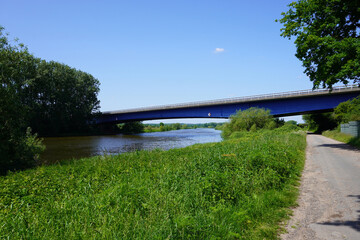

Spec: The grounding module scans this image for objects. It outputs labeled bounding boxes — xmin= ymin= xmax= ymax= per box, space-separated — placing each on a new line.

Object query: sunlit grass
xmin=322 ymin=130 xmax=360 ymax=149
xmin=0 ymin=131 xmax=306 ymax=239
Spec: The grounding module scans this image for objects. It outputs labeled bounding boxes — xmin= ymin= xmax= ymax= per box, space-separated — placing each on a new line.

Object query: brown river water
xmin=41 ymin=128 xmax=222 ymax=164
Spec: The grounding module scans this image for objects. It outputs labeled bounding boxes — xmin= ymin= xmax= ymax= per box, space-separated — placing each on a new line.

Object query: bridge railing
xmin=103 ymin=85 xmax=359 ymax=114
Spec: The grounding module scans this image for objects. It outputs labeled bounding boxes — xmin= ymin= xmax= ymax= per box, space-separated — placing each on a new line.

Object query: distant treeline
xmin=1 ymin=26 xmax=100 ymax=174
xmin=117 ymin=122 xmax=225 ymax=134
xmin=144 ymin=122 xmax=225 ymax=132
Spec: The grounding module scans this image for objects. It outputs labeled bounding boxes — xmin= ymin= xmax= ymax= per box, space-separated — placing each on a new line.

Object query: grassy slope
xmin=322 ymin=130 xmax=360 ymax=149
xmin=0 ymin=131 xmax=306 ymax=239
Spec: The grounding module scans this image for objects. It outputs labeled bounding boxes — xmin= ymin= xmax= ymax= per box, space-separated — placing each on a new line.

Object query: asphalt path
xmin=281 ymin=134 xmax=360 ymax=240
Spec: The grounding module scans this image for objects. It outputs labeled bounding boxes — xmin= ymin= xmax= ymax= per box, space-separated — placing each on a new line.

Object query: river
xmin=41 ymin=128 xmax=222 ymax=164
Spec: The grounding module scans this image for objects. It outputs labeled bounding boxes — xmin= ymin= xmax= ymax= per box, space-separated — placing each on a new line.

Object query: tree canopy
xmin=333 ymin=96 xmax=360 ymax=123
xmin=302 ymin=112 xmax=337 ymax=132
xmin=0 ymin=27 xmax=100 ymax=136
xmin=1 ymin=27 xmax=44 ymax=174
xmin=0 ymin=26 xmax=100 ymax=173
xmin=278 ymin=0 xmax=360 ymax=89
xmin=118 ymin=122 xmax=145 ymax=134
xmin=26 ymin=60 xmax=100 ymax=135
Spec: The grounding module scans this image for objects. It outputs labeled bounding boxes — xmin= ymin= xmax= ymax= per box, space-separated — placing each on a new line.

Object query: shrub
xmin=275 ymin=123 xmax=302 ymax=133
xmin=222 ymin=108 xmax=275 ymax=139
xmin=334 ymin=97 xmax=360 ymax=123
xmin=118 ymin=121 xmax=145 ymax=134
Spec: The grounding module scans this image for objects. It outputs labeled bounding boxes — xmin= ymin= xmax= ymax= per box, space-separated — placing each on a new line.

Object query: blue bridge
xmin=97 ymin=85 xmax=360 ymax=124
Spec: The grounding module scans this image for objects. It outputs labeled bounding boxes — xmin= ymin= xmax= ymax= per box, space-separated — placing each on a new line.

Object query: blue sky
xmin=1 ymin=0 xmax=316 ymax=123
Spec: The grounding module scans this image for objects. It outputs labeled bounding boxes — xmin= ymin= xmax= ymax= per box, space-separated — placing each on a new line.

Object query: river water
xmin=41 ymin=128 xmax=222 ymax=163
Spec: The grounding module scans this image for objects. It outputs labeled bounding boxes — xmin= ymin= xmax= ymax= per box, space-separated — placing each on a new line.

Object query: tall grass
xmin=322 ymin=130 xmax=360 ymax=149
xmin=0 ymin=131 xmax=306 ymax=239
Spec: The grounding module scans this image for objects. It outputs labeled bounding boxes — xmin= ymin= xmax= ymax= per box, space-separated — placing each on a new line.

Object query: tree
xmin=0 ymin=27 xmax=100 ymax=136
xmin=159 ymin=122 xmax=165 ymax=131
xmin=221 ymin=108 xmax=276 ymax=138
xmin=333 ymin=96 xmax=360 ymax=123
xmin=172 ymin=123 xmax=181 ymax=130
xmin=278 ymin=0 xmax=360 ymax=89
xmin=285 ymin=120 xmax=298 ymax=125
xmin=119 ymin=121 xmax=145 ymax=134
xmin=21 ymin=59 xmax=100 ymax=135
xmin=302 ymin=113 xmax=337 ymax=132
xmin=0 ymin=26 xmax=44 ymax=174
xmin=1 ymin=26 xmax=101 ymax=173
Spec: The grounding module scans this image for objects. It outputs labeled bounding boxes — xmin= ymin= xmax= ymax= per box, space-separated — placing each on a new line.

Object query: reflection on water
xmin=41 ymin=128 xmax=222 ymax=163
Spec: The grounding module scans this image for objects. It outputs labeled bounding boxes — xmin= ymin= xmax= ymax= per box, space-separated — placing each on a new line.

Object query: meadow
xmin=0 ymin=129 xmax=306 ymax=239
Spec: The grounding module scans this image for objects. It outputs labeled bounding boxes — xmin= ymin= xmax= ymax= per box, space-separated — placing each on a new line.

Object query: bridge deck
xmin=103 ymin=85 xmax=360 ymax=115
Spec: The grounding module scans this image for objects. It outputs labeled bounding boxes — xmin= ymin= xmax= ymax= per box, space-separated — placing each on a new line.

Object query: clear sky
xmin=1 ymin=0 xmax=319 ymax=123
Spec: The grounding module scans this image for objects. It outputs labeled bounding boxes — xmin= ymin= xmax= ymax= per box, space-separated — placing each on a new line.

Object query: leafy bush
xmin=285 ymin=120 xmax=297 ymax=126
xmin=274 ymin=123 xmax=302 ymax=133
xmin=0 ymin=127 xmax=45 ymax=175
xmin=118 ymin=121 xmax=145 ymax=134
xmin=222 ymin=108 xmax=276 ymax=139
xmin=334 ymin=97 xmax=360 ymax=123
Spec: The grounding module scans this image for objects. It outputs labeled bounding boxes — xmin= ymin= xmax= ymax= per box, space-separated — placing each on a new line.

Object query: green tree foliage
xmin=1 ymin=27 xmax=100 ymax=137
xmin=159 ymin=122 xmax=165 ymax=131
xmin=286 ymin=120 xmax=298 ymax=125
xmin=302 ymin=112 xmax=337 ymax=132
xmin=0 ymin=26 xmax=100 ymax=173
xmin=274 ymin=117 xmax=285 ymax=128
xmin=0 ymin=27 xmax=45 ymax=174
xmin=119 ymin=121 xmax=145 ymax=134
xmin=26 ymin=60 xmax=100 ymax=135
xmin=222 ymin=108 xmax=276 ymax=138
xmin=333 ymin=96 xmax=360 ymax=123
xmin=172 ymin=123 xmax=181 ymax=130
xmin=278 ymin=0 xmax=360 ymax=89
xmin=144 ymin=122 xmax=225 ymax=132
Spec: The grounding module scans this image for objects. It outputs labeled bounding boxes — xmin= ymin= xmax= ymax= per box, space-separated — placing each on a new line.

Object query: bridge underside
xmin=98 ymin=91 xmax=359 ymax=124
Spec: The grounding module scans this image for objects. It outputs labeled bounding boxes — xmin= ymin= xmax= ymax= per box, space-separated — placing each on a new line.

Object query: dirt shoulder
xmin=281 ymin=134 xmax=360 ymax=240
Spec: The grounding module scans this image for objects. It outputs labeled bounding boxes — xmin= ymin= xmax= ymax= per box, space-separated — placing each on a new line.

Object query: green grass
xmin=322 ymin=130 xmax=360 ymax=149
xmin=0 ymin=131 xmax=306 ymax=239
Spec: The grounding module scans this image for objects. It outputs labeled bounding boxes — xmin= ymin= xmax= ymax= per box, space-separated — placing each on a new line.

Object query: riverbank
xmin=0 ymin=130 xmax=306 ymax=239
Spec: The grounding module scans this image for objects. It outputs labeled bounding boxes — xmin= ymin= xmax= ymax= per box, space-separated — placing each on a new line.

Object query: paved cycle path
xmin=282 ymin=134 xmax=360 ymax=240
